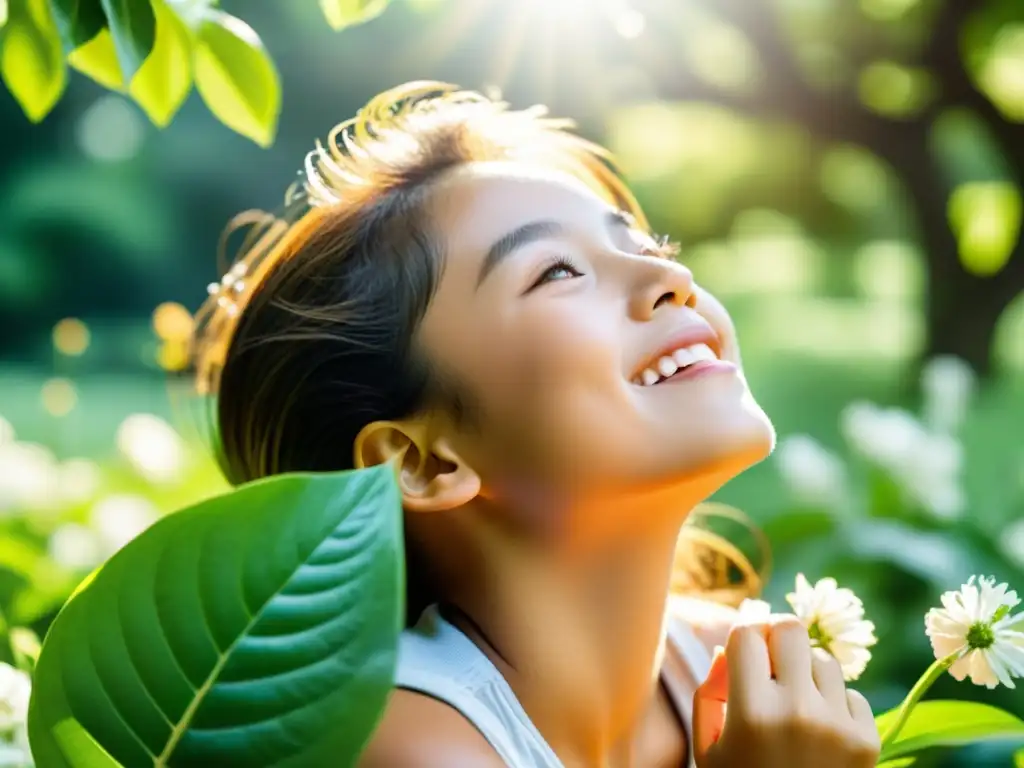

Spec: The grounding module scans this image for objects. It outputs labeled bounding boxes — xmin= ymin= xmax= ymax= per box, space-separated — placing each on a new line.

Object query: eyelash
xmin=528 ymin=256 xmax=583 ymax=291
xmin=644 ymin=233 xmax=681 ymax=260
xmin=526 ymin=234 xmax=681 ymax=292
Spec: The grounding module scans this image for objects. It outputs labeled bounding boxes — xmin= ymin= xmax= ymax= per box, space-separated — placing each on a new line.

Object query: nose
xmin=627 ymin=258 xmax=696 ymax=322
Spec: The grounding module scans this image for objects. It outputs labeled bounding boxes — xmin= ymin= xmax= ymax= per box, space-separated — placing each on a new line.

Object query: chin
xmin=726 ymin=397 xmax=776 ymax=468
xmin=660 ymin=400 xmax=776 ymax=493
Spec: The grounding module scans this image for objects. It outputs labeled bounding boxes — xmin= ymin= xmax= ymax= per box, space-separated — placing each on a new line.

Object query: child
xmin=193 ymin=82 xmax=880 ymax=767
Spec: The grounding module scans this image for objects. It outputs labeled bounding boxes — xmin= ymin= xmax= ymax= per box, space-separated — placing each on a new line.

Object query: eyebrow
xmin=476 ymin=210 xmax=633 ymax=289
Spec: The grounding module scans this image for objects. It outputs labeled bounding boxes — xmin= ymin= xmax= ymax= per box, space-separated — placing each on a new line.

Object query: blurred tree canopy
xmin=635 ymin=0 xmax=1024 ymax=374
xmin=0 ymin=0 xmax=1021 ymax=377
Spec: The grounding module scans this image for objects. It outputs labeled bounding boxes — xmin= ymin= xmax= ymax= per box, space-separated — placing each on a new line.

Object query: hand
xmin=692 ymin=614 xmax=880 ymax=768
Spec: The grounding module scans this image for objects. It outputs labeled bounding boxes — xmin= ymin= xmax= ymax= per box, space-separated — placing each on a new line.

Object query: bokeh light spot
xmin=41 ymin=379 xmax=78 ymax=417
xmin=153 ymin=302 xmax=194 ymax=342
xmin=53 ymin=318 xmax=91 ymax=356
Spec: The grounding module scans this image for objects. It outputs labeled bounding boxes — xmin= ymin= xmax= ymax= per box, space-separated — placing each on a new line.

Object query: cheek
xmin=466 ymin=298 xmax=621 ymax=406
xmin=456 ymin=303 xmax=631 ymax=468
xmin=695 ymin=287 xmax=741 ymax=365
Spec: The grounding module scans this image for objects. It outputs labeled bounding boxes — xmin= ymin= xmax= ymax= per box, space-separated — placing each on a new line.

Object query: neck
xmin=441 ymin=481 xmax=713 ymax=768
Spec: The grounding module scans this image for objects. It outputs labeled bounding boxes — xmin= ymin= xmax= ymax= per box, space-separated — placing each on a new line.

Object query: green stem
xmin=879 ymin=650 xmax=961 ymax=749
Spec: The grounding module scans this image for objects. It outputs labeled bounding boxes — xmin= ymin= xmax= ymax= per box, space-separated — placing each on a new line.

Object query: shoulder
xmin=359 ymin=688 xmax=506 ymax=768
xmin=668 ymin=594 xmax=740 ymax=653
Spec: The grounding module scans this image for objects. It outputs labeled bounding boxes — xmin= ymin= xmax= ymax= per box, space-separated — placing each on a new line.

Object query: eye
xmin=527 ymin=257 xmax=583 ymax=292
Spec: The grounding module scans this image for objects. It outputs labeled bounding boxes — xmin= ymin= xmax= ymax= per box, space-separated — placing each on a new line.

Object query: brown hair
xmin=192 ymin=82 xmax=767 ymax=623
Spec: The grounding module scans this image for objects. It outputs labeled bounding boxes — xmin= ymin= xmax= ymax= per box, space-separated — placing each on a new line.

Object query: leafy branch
xmin=0 ymin=0 xmax=393 ymax=145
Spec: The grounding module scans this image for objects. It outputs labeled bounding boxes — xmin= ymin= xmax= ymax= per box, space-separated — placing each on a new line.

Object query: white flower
xmin=839 ymin=401 xmax=965 ymax=520
xmin=1002 ymin=519 xmax=1024 ymax=570
xmin=0 ymin=742 xmax=32 ymax=768
xmin=90 ymin=495 xmax=159 ymax=555
xmin=116 ymin=414 xmax=186 ymax=485
xmin=920 ymin=355 xmax=975 ymax=434
xmin=57 ymin=459 xmax=101 ymax=505
xmin=0 ymin=720 xmax=32 ymax=767
xmin=775 ymin=435 xmax=847 ymax=508
xmin=925 ymin=575 xmax=1024 ymax=689
xmin=0 ymin=663 xmax=31 ymax=733
xmin=786 ymin=574 xmax=877 ymax=681
xmin=841 ymin=402 xmax=923 ymax=469
xmin=48 ymin=524 xmax=103 ymax=571
xmin=0 ymin=417 xmax=13 ymax=446
xmin=0 ymin=443 xmax=61 ymax=514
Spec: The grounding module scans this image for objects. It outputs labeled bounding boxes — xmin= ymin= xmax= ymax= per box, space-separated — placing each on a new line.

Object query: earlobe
xmin=353 ymin=421 xmax=480 ymax=513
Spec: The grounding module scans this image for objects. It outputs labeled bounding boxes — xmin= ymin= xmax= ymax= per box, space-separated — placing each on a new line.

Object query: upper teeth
xmin=635 ymin=343 xmax=717 ymax=386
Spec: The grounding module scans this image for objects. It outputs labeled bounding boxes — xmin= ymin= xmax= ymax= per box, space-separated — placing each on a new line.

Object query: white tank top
xmin=395 ymin=605 xmax=712 ymax=768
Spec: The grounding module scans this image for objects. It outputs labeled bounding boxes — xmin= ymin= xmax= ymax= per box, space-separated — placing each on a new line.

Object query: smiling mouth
xmin=631 ymin=343 xmax=721 ymax=386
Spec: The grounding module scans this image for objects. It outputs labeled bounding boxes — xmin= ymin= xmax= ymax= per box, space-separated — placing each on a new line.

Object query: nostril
xmin=654 ymin=291 xmax=675 ymax=310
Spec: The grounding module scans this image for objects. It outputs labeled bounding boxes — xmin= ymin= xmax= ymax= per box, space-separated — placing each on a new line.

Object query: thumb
xmin=693 ymin=646 xmax=727 ymax=765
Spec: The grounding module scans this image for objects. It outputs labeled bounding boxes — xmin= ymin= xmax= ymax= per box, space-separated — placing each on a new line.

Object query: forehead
xmin=426 ymin=162 xmax=615 ymax=256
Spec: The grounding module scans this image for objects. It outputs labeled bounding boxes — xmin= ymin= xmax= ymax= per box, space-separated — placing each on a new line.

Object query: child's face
xmin=416 ymin=161 xmax=774 ymax=508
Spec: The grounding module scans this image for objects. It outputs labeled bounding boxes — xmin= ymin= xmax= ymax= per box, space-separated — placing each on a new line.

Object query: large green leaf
xmin=52 ymin=719 xmax=120 ymax=768
xmin=49 ymin=0 xmax=106 ymax=50
xmin=28 ymin=466 xmax=405 ymax=767
xmin=319 ymin=0 xmax=392 ymax=31
xmin=129 ymin=0 xmax=192 ymax=126
xmin=877 ymin=701 xmax=1024 ymax=761
xmin=98 ymin=0 xmax=155 ymax=82
xmin=193 ymin=9 xmax=280 ymax=147
xmin=0 ymin=0 xmax=67 ymax=122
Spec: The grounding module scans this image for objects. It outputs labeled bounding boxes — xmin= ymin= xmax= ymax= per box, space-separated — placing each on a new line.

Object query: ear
xmin=354 ymin=420 xmax=481 ymax=513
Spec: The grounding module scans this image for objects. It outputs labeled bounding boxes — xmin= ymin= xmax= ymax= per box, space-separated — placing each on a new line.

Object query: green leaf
xmin=0 ymin=0 xmax=8 ymax=28
xmin=129 ymin=0 xmax=192 ymax=126
xmin=319 ymin=0 xmax=391 ymax=31
xmin=1015 ymin=746 xmax=1024 ymax=768
xmin=28 ymin=466 xmax=404 ymax=767
xmin=193 ymin=10 xmax=279 ymax=146
xmin=877 ymin=701 xmax=1024 ymax=761
xmin=48 ymin=0 xmax=106 ymax=50
xmin=9 ymin=627 xmax=42 ymax=673
xmin=67 ymin=27 xmax=122 ymax=88
xmin=98 ymin=0 xmax=155 ymax=82
xmin=878 ymin=760 xmax=916 ymax=768
xmin=52 ymin=719 xmax=121 ymax=768
xmin=0 ymin=0 xmax=67 ymax=122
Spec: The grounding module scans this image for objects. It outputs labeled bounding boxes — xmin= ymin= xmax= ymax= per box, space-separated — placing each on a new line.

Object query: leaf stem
xmin=879 ymin=650 xmax=961 ymax=750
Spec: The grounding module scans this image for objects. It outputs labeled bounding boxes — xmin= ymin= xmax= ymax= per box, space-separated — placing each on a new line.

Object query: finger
xmin=693 ymin=647 xmax=727 ymax=763
xmin=810 ymin=647 xmax=847 ymax=708
xmin=845 ymin=689 xmax=877 ymax=733
xmin=725 ymin=623 xmax=772 ymax=713
xmin=767 ymin=617 xmax=813 ymax=689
